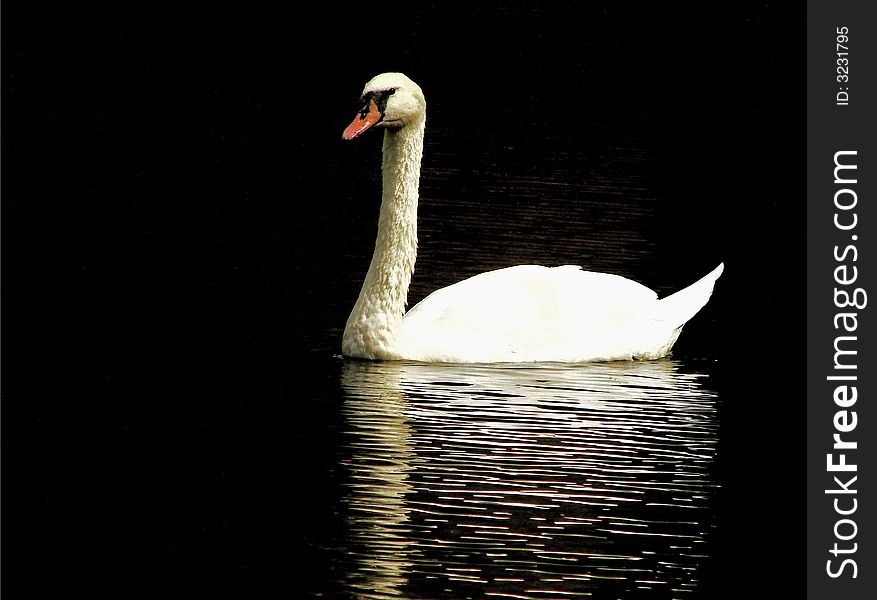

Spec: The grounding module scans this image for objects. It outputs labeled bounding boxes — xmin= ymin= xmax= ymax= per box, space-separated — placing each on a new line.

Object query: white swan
xmin=341 ymin=72 xmax=723 ymax=363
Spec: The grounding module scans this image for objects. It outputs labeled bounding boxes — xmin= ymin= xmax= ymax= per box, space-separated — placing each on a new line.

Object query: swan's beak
xmin=342 ymin=99 xmax=383 ymax=140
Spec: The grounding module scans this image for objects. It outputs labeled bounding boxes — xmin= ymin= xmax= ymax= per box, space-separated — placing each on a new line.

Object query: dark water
xmin=5 ymin=3 xmax=804 ymax=598
xmin=339 ymin=360 xmax=718 ymax=599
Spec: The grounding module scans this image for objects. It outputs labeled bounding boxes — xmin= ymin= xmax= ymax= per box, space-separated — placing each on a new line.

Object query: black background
xmin=3 ymin=2 xmax=804 ymax=598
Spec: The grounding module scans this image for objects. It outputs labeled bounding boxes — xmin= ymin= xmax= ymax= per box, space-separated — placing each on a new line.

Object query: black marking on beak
xmin=359 ymin=87 xmax=396 ymax=116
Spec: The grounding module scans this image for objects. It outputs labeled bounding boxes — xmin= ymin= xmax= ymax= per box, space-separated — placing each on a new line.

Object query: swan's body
xmin=341 ymin=73 xmax=723 ymax=363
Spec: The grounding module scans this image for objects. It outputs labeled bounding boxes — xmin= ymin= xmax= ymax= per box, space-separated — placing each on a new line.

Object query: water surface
xmin=338 ymin=359 xmax=719 ymax=598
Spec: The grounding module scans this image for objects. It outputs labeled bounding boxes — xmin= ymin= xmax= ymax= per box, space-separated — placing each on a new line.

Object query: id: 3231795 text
xmin=836 ymin=26 xmax=850 ymax=106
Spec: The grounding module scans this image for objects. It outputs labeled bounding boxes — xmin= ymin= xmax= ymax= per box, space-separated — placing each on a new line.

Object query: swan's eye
xmin=387 ymin=87 xmax=396 ymax=95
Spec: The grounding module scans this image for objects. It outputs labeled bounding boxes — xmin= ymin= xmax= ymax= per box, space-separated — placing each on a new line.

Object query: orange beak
xmin=342 ymin=99 xmax=383 ymax=140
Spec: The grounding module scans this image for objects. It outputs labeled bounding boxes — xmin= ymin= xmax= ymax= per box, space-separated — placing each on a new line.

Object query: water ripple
xmin=339 ymin=360 xmax=718 ymax=599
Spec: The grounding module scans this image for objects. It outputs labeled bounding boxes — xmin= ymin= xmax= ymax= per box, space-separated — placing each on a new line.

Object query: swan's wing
xmin=398 ymin=265 xmax=658 ymax=362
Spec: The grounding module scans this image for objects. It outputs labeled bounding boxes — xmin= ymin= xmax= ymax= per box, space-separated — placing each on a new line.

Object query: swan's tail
xmin=648 ymin=263 xmax=724 ymax=329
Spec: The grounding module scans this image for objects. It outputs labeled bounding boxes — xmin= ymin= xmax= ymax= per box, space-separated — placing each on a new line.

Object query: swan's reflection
xmin=340 ymin=360 xmax=718 ymax=599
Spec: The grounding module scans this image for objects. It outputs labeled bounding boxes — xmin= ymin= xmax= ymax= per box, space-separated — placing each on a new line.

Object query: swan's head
xmin=342 ymin=72 xmax=425 ymax=140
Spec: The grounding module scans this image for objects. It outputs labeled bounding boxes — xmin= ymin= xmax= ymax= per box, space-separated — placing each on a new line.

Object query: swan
xmin=341 ymin=72 xmax=723 ymax=363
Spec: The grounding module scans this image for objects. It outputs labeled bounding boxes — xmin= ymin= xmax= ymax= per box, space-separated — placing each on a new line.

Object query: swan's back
xmin=396 ymin=264 xmax=723 ymax=363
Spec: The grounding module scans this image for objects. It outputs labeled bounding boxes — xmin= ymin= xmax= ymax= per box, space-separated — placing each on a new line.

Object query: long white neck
xmin=342 ymin=116 xmax=425 ymax=359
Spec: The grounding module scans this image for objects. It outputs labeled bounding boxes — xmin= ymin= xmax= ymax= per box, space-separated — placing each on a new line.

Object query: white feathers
xmin=395 ymin=264 xmax=723 ymax=363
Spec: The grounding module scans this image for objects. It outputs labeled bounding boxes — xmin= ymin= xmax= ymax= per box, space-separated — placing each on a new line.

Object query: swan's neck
xmin=343 ymin=117 xmax=425 ymax=359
